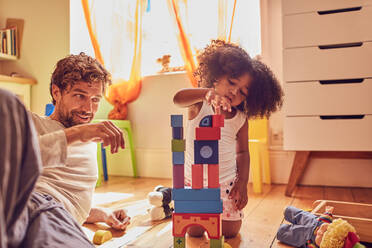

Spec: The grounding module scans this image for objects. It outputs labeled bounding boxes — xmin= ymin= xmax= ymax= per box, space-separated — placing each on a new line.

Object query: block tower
xmin=170 ymin=114 xmax=225 ymax=248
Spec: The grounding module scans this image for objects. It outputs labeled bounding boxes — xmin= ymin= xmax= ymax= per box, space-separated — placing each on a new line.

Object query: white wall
xmin=0 ymin=0 xmax=70 ymax=115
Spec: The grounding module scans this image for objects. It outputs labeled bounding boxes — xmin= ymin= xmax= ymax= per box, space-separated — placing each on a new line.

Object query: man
xmin=0 ymin=53 xmax=130 ymax=248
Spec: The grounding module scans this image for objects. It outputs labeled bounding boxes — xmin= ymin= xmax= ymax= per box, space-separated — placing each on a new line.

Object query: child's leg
xmin=284 ymin=206 xmax=317 ymax=226
xmin=222 ymin=220 xmax=242 ymax=238
xmin=277 ymin=223 xmax=313 ymax=247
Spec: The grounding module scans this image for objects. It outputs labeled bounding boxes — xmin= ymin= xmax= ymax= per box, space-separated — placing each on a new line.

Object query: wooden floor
xmin=83 ymin=176 xmax=372 ymax=248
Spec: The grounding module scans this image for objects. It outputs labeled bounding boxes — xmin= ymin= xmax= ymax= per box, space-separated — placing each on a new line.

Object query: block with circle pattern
xmin=194 ymin=140 xmax=218 ymax=164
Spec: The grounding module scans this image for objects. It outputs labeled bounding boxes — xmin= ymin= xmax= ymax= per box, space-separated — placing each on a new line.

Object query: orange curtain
xmin=81 ymin=0 xmax=144 ymax=120
xmin=167 ymin=0 xmax=237 ymax=87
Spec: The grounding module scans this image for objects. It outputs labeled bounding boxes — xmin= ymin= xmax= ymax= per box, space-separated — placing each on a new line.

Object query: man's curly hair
xmin=50 ymin=52 xmax=111 ymax=104
xmin=193 ymin=39 xmax=283 ymax=118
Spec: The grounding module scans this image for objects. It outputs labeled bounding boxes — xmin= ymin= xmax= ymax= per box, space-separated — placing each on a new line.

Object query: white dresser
xmin=282 ymin=0 xmax=372 ymax=151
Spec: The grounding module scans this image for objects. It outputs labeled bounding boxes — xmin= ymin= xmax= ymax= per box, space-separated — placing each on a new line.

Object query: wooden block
xmin=192 ymin=164 xmax=203 ymax=189
xmin=172 ymin=126 xmax=183 ymax=139
xmin=195 ymin=127 xmax=221 ymax=140
xmin=208 ymin=164 xmax=219 ymax=188
xmin=172 ymin=139 xmax=185 ymax=152
xmin=194 ymin=140 xmax=219 ymax=164
xmin=173 ymin=164 xmax=184 ymax=189
xmin=212 ymin=114 xmax=224 ymax=127
xmin=200 ymin=115 xmax=213 ymax=127
xmin=173 ymin=236 xmax=185 ymax=248
xmin=172 ymin=151 xmax=184 ymax=165
xmin=173 ymin=213 xmax=222 ymax=239
xmin=92 ymin=230 xmax=112 ymax=245
xmin=210 ymin=236 xmax=225 ymax=248
xmin=171 ymin=115 xmax=183 ymax=127
xmin=172 ymin=188 xmax=221 ymax=201
xmin=174 ymin=200 xmax=223 ymax=213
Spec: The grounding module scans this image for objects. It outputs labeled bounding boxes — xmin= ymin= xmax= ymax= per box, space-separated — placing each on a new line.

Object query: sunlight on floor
xmin=92 ymin=192 xmax=134 ymax=205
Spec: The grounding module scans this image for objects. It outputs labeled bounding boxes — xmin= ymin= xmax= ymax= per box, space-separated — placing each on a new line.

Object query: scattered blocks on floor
xmin=92 ymin=230 xmax=112 ymax=245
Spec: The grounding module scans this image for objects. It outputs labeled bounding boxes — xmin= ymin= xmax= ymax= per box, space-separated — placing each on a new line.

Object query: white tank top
xmin=185 ymin=101 xmax=247 ymax=184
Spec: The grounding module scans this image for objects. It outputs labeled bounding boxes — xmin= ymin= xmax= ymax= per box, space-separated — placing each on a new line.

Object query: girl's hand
xmin=205 ymin=89 xmax=232 ymax=113
xmin=229 ymin=179 xmax=248 ymax=210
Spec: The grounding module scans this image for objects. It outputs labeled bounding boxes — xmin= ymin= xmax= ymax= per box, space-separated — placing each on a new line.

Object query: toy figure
xmin=277 ymin=206 xmax=366 ymax=248
xmin=147 ymin=185 xmax=173 ymax=221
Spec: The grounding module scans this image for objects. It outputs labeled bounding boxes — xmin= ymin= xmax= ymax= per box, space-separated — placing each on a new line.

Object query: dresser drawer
xmin=283 ymin=6 xmax=372 ymax=48
xmin=284 ymin=115 xmax=372 ymax=151
xmin=284 ymin=41 xmax=372 ymax=82
xmin=285 ymin=79 xmax=372 ymax=115
xmin=282 ymin=0 xmax=372 ymax=15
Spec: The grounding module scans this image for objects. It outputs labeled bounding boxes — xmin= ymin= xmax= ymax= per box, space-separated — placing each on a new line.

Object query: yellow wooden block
xmin=224 ymin=243 xmax=232 ymax=248
xmin=93 ymin=230 xmax=112 ymax=245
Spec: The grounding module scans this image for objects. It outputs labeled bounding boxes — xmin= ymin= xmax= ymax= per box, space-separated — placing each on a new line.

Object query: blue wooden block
xmin=172 ymin=188 xmax=220 ymax=201
xmin=171 ymin=115 xmax=183 ymax=127
xmin=194 ymin=140 xmax=218 ymax=164
xmin=172 ymin=127 xmax=183 ymax=139
xmin=199 ymin=115 xmax=212 ymax=127
xmin=172 ymin=152 xmax=184 ymax=165
xmin=174 ymin=200 xmax=223 ymax=213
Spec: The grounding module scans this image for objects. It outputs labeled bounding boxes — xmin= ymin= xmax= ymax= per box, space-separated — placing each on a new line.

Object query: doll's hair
xmin=193 ymin=39 xmax=283 ymax=118
xmin=320 ymin=218 xmax=356 ymax=248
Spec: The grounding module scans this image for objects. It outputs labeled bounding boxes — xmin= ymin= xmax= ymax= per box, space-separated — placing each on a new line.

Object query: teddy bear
xmin=147 ymin=185 xmax=174 ymax=221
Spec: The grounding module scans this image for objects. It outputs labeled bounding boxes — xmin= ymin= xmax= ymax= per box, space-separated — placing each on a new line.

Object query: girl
xmin=173 ymin=39 xmax=283 ymax=238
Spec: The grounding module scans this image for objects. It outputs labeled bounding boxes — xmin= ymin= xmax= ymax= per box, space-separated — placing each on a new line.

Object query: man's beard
xmin=60 ymin=110 xmax=93 ymax=128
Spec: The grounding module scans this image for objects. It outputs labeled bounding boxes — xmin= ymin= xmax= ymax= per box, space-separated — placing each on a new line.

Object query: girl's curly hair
xmin=50 ymin=52 xmax=111 ymax=104
xmin=193 ymin=39 xmax=283 ymax=118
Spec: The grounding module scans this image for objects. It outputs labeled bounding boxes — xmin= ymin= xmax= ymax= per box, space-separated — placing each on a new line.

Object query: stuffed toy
xmin=147 ymin=185 xmax=174 ymax=221
xmin=277 ymin=206 xmax=366 ymax=248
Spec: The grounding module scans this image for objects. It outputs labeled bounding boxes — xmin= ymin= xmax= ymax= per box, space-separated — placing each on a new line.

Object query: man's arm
xmin=85 ymin=207 xmax=130 ymax=230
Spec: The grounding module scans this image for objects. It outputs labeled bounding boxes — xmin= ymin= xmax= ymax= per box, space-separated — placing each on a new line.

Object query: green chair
xmin=93 ymin=119 xmax=138 ymax=187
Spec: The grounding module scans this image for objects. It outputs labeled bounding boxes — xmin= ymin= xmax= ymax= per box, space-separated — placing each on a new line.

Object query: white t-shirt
xmin=185 ymin=101 xmax=246 ymax=184
xmin=31 ymin=113 xmax=98 ymax=224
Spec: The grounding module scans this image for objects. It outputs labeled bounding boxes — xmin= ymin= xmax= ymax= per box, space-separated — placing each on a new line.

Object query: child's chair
xmin=248 ymin=118 xmax=271 ymax=193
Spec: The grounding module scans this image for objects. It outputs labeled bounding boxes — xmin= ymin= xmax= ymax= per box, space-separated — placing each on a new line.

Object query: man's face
xmin=52 ymin=81 xmax=103 ymax=127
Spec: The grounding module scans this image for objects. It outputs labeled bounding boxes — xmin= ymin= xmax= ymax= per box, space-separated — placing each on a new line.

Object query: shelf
xmin=0 ymin=74 xmax=36 ymax=85
xmin=0 ymin=53 xmax=17 ymax=61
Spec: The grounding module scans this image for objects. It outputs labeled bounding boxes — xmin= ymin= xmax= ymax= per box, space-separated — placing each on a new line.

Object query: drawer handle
xmin=318 ymin=42 xmax=363 ymax=50
xmin=320 ymin=115 xmax=365 ymax=120
xmin=319 ymin=78 xmax=364 ymax=85
xmin=317 ymin=6 xmax=362 ymax=15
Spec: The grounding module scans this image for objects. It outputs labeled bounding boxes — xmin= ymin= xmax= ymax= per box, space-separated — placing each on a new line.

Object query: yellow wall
xmin=0 ymin=0 xmax=70 ymax=115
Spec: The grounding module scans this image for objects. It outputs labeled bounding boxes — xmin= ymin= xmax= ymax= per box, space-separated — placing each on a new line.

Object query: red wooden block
xmin=195 ymin=127 xmax=221 ymax=140
xmin=212 ymin=114 xmax=224 ymax=127
xmin=173 ymin=213 xmax=222 ymax=239
xmin=173 ymin=164 xmax=184 ymax=189
xmin=208 ymin=164 xmax=219 ymax=188
xmin=192 ymin=164 xmax=203 ymax=189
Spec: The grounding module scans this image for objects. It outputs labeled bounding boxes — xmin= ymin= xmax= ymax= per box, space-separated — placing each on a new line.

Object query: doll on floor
xmin=277 ymin=205 xmax=366 ymax=248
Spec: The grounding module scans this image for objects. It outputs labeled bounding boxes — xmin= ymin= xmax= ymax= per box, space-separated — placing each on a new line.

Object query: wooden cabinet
xmin=282 ymin=0 xmax=372 ymax=151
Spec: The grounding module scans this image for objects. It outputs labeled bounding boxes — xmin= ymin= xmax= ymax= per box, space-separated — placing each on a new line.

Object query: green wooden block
xmin=172 ymin=139 xmax=185 ymax=152
xmin=174 ymin=236 xmax=185 ymax=248
xmin=210 ymin=236 xmax=224 ymax=248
